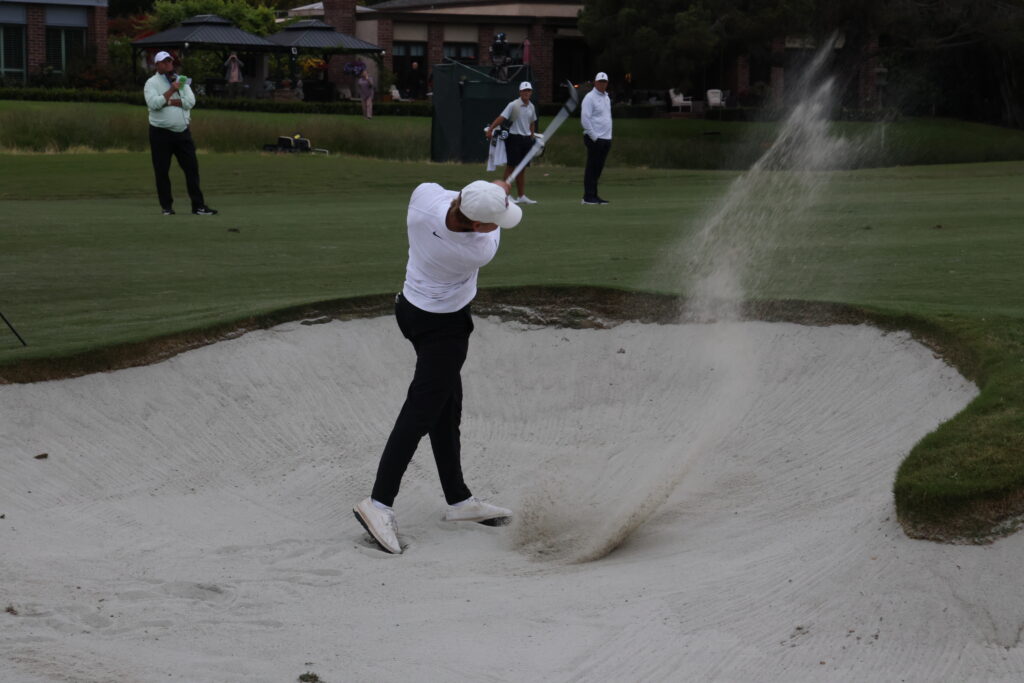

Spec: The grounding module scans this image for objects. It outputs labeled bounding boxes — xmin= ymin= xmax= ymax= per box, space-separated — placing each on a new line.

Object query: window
xmin=45 ymin=27 xmax=86 ymax=73
xmin=443 ymin=42 xmax=477 ymax=65
xmin=1 ymin=25 xmax=25 ymax=81
xmin=392 ymin=41 xmax=427 ymax=98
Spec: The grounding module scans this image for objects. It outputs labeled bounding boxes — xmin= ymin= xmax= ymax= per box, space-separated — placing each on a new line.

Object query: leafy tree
xmin=146 ymin=0 xmax=277 ymax=36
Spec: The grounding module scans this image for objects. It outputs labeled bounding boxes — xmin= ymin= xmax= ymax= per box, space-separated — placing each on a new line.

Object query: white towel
xmin=486 ymin=139 xmax=507 ymax=172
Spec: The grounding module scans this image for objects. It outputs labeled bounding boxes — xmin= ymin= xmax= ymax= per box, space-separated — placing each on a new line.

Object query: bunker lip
xmin=0 ymin=286 xmax=969 ymax=385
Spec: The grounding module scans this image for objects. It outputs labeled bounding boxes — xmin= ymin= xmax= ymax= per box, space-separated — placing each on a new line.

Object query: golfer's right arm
xmin=486 ymin=115 xmax=505 ymax=139
xmin=145 ymin=78 xmax=180 ymax=110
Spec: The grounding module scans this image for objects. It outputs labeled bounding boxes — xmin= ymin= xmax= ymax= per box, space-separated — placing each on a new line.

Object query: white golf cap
xmin=519 ymin=81 xmax=533 ymax=91
xmin=154 ymin=50 xmax=174 ymax=63
xmin=460 ymin=180 xmax=522 ymax=229
xmin=594 ymin=71 xmax=609 ymax=81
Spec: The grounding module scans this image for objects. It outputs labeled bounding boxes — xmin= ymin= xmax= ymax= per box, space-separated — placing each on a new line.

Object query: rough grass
xmin=4 ymin=99 xmax=1024 ymax=168
xmin=0 ymin=151 xmax=1022 ymax=542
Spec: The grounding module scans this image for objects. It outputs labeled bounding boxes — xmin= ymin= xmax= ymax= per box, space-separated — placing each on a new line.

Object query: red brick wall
xmin=377 ymin=18 xmax=394 ymax=72
xmin=427 ymin=23 xmax=443 ymax=70
xmin=26 ymin=5 xmax=46 ymax=75
xmin=322 ymin=0 xmax=356 ymax=36
xmin=477 ymin=24 xmax=493 ymax=71
xmin=88 ymin=6 xmax=108 ymax=66
xmin=527 ymin=23 xmax=554 ymax=103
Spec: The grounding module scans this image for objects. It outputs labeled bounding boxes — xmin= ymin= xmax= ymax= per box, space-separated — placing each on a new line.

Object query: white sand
xmin=2 ymin=316 xmax=1022 ymax=682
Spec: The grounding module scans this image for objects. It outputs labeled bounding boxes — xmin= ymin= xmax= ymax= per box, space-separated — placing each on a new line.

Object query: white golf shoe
xmin=517 ymin=195 xmax=538 ymax=204
xmin=443 ymin=496 xmax=513 ymax=526
xmin=353 ymin=497 xmax=402 ymax=554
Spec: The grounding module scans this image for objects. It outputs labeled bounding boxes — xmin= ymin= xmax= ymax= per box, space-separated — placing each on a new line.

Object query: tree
xmin=578 ymin=0 xmax=811 ymax=91
xmin=146 ymin=0 xmax=277 ymax=36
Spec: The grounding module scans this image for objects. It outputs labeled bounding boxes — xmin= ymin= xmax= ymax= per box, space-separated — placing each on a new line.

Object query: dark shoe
xmin=162 ymin=208 xmax=175 ymax=215
xmin=595 ymin=197 xmax=610 ymax=204
xmin=581 ymin=198 xmax=600 ymax=205
xmin=192 ymin=206 xmax=218 ymax=215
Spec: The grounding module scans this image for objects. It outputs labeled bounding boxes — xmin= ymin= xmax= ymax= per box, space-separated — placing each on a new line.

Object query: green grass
xmin=5 ymin=99 xmax=1024 ymax=168
xmin=1 ymin=143 xmax=1023 ymax=542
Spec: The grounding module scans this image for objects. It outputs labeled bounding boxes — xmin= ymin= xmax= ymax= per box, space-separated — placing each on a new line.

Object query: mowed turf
xmin=1 ymin=151 xmax=1023 ymax=540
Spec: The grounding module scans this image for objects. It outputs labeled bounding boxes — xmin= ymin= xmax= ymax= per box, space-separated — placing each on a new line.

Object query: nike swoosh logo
xmin=432 ymin=231 xmax=442 ymax=239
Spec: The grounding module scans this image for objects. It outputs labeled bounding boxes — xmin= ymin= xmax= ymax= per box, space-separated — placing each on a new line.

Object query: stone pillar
xmin=322 ymin=0 xmax=356 ymax=36
xmin=88 ymin=5 xmax=108 ymax=66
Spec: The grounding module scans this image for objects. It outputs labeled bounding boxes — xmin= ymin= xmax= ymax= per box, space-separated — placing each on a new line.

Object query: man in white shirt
xmin=353 ymin=179 xmax=522 ymax=554
xmin=581 ymin=71 xmax=613 ymax=205
xmin=486 ymin=81 xmax=539 ymax=204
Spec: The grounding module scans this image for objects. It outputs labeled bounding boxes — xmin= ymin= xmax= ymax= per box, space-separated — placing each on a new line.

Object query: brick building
xmin=0 ymin=0 xmax=107 ymax=82
xmin=289 ymin=0 xmax=588 ymax=104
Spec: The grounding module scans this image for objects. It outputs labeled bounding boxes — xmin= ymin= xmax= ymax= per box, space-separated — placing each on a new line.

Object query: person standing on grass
xmin=581 ymin=71 xmax=613 ymax=205
xmin=486 ymin=81 xmax=538 ymax=205
xmin=144 ymin=51 xmax=217 ymax=216
xmin=357 ymin=70 xmax=375 ymax=119
xmin=353 ymin=179 xmax=521 ymax=555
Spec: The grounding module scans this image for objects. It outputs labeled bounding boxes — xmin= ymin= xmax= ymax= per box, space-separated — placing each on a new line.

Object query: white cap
xmin=594 ymin=71 xmax=609 ymax=82
xmin=154 ymin=51 xmax=174 ymax=63
xmin=519 ymin=81 xmax=533 ymax=91
xmin=460 ymin=180 xmax=522 ymax=229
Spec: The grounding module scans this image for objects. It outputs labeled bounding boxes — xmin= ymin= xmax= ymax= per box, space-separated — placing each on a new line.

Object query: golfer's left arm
xmin=178 ymin=84 xmax=196 ymax=111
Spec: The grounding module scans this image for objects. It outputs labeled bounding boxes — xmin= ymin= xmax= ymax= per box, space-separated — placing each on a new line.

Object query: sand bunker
xmin=3 ymin=316 xmax=1022 ymax=682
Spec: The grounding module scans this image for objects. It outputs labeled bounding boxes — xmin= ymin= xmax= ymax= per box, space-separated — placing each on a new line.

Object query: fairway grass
xmin=1 ymin=152 xmax=1022 ymax=542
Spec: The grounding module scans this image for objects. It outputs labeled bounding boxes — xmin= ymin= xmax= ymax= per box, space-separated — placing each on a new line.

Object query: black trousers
xmin=149 ymin=125 xmax=206 ymax=211
xmin=583 ymin=135 xmax=612 ymax=201
xmin=371 ymin=294 xmax=474 ymax=507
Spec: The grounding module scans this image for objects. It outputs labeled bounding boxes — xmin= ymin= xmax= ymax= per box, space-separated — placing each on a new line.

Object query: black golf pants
xmin=371 ymin=294 xmax=474 ymax=507
xmin=149 ymin=125 xmax=206 ymax=211
xmin=583 ymin=135 xmax=612 ymax=201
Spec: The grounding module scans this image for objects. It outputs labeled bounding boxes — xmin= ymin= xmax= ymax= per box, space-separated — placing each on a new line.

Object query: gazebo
xmin=131 ymin=15 xmax=279 ymax=95
xmin=266 ymin=19 xmax=382 ymax=101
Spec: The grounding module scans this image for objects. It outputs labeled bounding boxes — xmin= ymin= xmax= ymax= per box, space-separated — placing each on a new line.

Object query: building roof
xmin=132 ymin=15 xmax=278 ymax=50
xmin=267 ymin=19 xmax=381 ymax=51
xmin=368 ymin=0 xmax=576 ymax=9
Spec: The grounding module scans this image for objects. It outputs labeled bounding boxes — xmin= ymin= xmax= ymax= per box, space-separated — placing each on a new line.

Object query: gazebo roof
xmin=132 ymin=14 xmax=278 ymax=51
xmin=266 ymin=19 xmax=381 ymax=52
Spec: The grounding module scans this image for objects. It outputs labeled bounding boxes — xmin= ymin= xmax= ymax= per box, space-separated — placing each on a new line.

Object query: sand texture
xmin=4 ymin=316 xmax=1022 ymax=682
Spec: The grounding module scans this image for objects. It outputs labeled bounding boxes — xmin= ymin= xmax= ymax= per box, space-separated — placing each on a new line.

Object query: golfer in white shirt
xmin=581 ymin=71 xmax=613 ymax=204
xmin=486 ymin=81 xmax=539 ymax=204
xmin=354 ymin=180 xmax=521 ymax=554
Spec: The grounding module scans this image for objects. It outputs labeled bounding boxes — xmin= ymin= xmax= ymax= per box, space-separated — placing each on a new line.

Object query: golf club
xmin=1 ymin=311 xmax=27 ymax=346
xmin=506 ymin=80 xmax=580 ymax=184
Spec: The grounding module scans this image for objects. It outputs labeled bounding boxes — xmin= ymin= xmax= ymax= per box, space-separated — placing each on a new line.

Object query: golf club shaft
xmin=507 ymin=86 xmax=579 ymax=184
xmin=0 ymin=311 xmax=27 ymax=346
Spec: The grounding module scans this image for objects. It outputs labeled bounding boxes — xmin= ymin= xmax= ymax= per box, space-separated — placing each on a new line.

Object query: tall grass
xmin=3 ymin=100 xmax=1024 ymax=168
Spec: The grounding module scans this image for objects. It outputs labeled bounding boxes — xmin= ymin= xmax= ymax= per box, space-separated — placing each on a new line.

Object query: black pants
xmin=371 ymin=294 xmax=474 ymax=507
xmin=149 ymin=125 xmax=206 ymax=211
xmin=583 ymin=135 xmax=612 ymax=201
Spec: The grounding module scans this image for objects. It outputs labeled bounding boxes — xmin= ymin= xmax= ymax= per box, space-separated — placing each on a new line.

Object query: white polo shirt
xmin=581 ymin=88 xmax=613 ymax=140
xmin=499 ymin=97 xmax=537 ymax=136
xmin=402 ymin=183 xmax=501 ymax=313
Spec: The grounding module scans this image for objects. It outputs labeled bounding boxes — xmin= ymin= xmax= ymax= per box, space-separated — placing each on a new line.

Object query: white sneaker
xmin=353 ymin=497 xmax=402 ymax=554
xmin=517 ymin=195 xmax=538 ymax=204
xmin=443 ymin=496 xmax=512 ymax=526
xmin=509 ymin=196 xmax=521 ymax=204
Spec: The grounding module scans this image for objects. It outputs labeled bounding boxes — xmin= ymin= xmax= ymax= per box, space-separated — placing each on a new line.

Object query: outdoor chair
xmin=707 ymin=89 xmax=725 ymax=108
xmin=670 ymin=89 xmax=693 ymax=112
xmin=389 ymin=85 xmax=411 ymax=102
